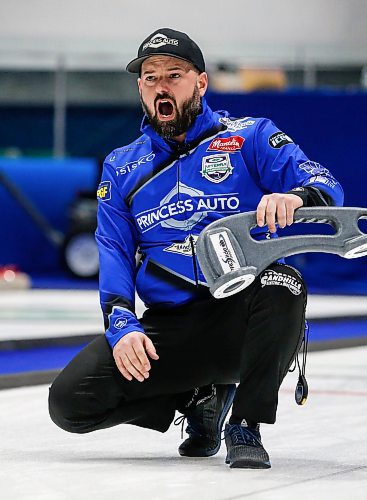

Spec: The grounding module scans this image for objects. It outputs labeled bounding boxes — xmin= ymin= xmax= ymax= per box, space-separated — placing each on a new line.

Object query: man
xmin=49 ymin=28 xmax=344 ymax=469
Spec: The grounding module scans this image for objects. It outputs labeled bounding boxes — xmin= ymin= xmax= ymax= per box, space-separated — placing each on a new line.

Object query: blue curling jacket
xmin=96 ymin=98 xmax=344 ymax=347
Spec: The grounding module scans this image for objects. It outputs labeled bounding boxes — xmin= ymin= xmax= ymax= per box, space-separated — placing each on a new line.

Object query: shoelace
xmin=174 ymin=414 xmax=186 ymax=439
xmin=174 ymin=414 xmax=203 ymax=439
xmin=226 ymin=425 xmax=262 ymax=447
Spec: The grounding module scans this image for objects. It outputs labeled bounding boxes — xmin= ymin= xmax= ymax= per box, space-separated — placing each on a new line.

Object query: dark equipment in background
xmin=0 ymin=169 xmax=98 ymax=279
xmin=62 ymin=192 xmax=98 ymax=279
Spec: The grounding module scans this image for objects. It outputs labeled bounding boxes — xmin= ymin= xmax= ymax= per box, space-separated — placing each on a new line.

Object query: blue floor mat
xmin=0 ymin=344 xmax=87 ymax=375
xmin=30 ymin=272 xmax=98 ymax=290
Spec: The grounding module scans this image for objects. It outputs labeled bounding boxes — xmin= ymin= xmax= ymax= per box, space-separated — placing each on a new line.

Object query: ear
xmin=137 ymin=78 xmax=142 ymax=95
xmin=197 ymin=72 xmax=208 ymax=97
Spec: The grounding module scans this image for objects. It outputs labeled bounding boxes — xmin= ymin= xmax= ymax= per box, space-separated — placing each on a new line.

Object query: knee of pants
xmin=254 ymin=264 xmax=307 ymax=348
xmin=48 ymin=379 xmax=86 ymax=434
xmin=257 ymin=264 xmax=307 ymax=307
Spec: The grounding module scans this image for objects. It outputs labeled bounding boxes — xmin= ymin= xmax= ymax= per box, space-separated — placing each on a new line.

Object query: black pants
xmin=49 ymin=263 xmax=307 ymax=434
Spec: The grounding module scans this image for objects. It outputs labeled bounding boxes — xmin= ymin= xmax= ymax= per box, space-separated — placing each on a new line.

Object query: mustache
xmin=154 ymin=93 xmax=177 ymax=107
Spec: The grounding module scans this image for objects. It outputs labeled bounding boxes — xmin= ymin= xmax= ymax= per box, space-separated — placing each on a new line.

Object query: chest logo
xmin=164 ymin=235 xmax=198 ymax=256
xmin=207 ymin=136 xmax=245 ymax=153
xmin=201 ymin=154 xmax=233 ymax=183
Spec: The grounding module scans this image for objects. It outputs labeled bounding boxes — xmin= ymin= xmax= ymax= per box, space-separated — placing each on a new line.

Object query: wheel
xmin=62 ymin=231 xmax=99 ymax=279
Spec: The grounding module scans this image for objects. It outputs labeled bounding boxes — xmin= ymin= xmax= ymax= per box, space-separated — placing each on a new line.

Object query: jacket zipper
xmin=176 ymin=144 xmax=199 ymax=288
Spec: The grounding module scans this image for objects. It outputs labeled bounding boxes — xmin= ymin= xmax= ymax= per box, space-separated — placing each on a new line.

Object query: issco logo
xmin=115 ymin=152 xmax=155 ymax=176
xmin=97 ymin=181 xmax=111 ymax=201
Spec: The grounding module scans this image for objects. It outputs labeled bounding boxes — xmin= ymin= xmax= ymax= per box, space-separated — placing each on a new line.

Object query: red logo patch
xmin=207 ymin=136 xmax=245 ymax=153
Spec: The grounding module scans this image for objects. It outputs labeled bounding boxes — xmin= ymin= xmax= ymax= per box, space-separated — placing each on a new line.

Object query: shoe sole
xmin=179 ymin=384 xmax=237 ymax=457
xmin=228 ymin=459 xmax=271 ymax=469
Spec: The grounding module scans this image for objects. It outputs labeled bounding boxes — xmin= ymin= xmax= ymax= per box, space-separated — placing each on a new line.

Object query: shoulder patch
xmin=219 ymin=117 xmax=255 ymax=132
xmin=268 ymin=132 xmax=293 ymax=149
xmin=97 ymin=181 xmax=111 ymax=201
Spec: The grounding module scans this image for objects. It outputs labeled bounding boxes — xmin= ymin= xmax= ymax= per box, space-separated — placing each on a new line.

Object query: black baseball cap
xmin=126 ymin=28 xmax=205 ymax=74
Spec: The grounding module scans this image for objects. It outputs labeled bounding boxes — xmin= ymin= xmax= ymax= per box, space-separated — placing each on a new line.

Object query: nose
xmin=155 ymin=76 xmax=171 ymax=95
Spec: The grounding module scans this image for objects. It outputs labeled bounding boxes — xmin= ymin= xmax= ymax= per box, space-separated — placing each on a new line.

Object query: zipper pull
xmin=189 ymin=234 xmax=199 ymax=288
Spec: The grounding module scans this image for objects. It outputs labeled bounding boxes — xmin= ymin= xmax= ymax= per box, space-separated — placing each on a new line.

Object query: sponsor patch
xmin=268 ymin=132 xmax=293 ymax=149
xmin=299 ymin=161 xmax=337 ymax=188
xmin=307 ymin=176 xmax=337 ymax=188
xmin=143 ymin=33 xmax=179 ymax=51
xmin=209 ymin=231 xmax=241 ymax=274
xmin=114 ymin=318 xmax=127 ymax=329
xmin=97 ymin=181 xmax=111 ymax=201
xmin=299 ymin=161 xmax=330 ymax=177
xmin=164 ymin=235 xmax=198 ymax=256
xmin=207 ymin=136 xmax=245 ymax=153
xmin=135 ymin=182 xmax=240 ymax=233
xmin=108 ymin=155 xmax=116 ymax=162
xmin=201 ymin=153 xmax=233 ymax=183
xmin=219 ymin=117 xmax=255 ymax=132
xmin=116 ymin=152 xmax=155 ymax=176
xmin=260 ymin=269 xmax=302 ymax=295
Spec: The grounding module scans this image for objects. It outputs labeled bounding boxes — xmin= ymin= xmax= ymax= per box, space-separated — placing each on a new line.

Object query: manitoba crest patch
xmin=200 ymin=153 xmax=233 ymax=183
xmin=207 ymin=136 xmax=244 ymax=153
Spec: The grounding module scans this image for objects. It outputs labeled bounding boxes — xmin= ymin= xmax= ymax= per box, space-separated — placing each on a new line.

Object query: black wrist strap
xmin=286 ymin=186 xmax=332 ymax=207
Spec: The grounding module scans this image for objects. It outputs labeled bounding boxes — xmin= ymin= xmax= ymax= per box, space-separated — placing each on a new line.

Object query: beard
xmin=141 ymin=86 xmax=202 ymax=140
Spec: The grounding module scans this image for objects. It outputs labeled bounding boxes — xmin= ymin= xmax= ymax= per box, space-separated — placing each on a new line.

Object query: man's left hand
xmin=256 ymin=193 xmax=303 ymax=233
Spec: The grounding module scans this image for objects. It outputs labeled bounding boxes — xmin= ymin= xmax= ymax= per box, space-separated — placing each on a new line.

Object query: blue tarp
xmin=0 ymin=90 xmax=366 ymax=292
xmin=0 ymin=157 xmax=98 ymax=271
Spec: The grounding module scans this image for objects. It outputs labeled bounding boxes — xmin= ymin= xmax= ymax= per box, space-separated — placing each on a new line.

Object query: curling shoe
xmin=224 ymin=421 xmax=271 ymax=469
xmin=177 ymin=384 xmax=236 ymax=457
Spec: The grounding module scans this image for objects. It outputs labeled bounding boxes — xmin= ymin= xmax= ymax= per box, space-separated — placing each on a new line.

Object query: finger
xmin=144 ymin=337 xmax=159 ymax=360
xmin=123 ymin=353 xmax=147 ymax=382
xmin=256 ymin=196 xmax=268 ymax=227
xmin=114 ymin=354 xmax=133 ymax=381
xmin=276 ymin=199 xmax=287 ymax=228
xmin=285 ymin=195 xmax=302 ymax=225
xmin=132 ymin=342 xmax=151 ymax=374
xmin=286 ymin=201 xmax=296 ymax=226
xmin=265 ymin=198 xmax=277 ymax=233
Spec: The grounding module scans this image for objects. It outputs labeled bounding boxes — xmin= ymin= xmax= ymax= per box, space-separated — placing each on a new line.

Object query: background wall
xmin=0 ymin=0 xmax=366 ymax=67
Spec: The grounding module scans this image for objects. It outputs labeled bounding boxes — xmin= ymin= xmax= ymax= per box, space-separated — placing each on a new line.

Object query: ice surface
xmin=1 ymin=346 xmax=366 ymax=500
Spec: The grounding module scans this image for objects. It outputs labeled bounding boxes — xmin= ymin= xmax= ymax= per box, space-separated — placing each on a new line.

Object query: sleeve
xmin=95 ymin=156 xmax=145 ymax=348
xmin=247 ymin=118 xmax=344 ymax=206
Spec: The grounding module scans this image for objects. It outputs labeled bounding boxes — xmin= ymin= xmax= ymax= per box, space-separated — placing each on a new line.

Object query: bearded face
xmin=140 ymin=85 xmax=202 ymax=140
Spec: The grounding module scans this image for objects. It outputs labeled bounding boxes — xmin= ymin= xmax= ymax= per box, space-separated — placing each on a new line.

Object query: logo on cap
xmin=143 ymin=33 xmax=179 ymax=51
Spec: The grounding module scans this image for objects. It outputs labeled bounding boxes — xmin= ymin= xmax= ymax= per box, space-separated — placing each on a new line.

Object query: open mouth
xmin=157 ymin=99 xmax=175 ymax=119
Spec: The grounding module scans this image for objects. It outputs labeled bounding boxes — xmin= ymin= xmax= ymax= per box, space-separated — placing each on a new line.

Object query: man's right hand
xmin=112 ymin=331 xmax=159 ymax=382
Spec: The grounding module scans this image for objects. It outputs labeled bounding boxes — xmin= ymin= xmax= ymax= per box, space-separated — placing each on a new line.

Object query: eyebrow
xmin=142 ymin=66 xmax=189 ymax=75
